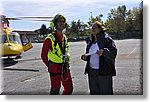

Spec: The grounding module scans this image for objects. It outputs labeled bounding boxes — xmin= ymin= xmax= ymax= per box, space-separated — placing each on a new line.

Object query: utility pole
xmin=90 ymin=12 xmax=93 ymax=20
xmin=90 ymin=12 xmax=93 ymax=26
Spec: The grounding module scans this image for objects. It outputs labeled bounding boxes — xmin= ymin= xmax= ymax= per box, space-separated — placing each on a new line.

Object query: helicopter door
xmin=20 ymin=34 xmax=33 ymax=52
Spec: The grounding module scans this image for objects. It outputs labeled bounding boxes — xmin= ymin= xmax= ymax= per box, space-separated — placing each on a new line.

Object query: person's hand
xmin=81 ymin=54 xmax=87 ymax=61
xmin=96 ymin=49 xmax=104 ymax=56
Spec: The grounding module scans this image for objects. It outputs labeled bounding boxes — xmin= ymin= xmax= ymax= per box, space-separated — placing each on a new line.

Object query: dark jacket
xmin=84 ymin=31 xmax=117 ymax=76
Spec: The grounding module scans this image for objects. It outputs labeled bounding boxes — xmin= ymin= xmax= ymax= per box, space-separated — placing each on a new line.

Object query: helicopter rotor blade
xmin=6 ymin=18 xmax=22 ymax=20
xmin=15 ymin=16 xmax=53 ymax=19
xmin=6 ymin=16 xmax=53 ymax=20
xmin=20 ymin=19 xmax=51 ymax=22
xmin=5 ymin=16 xmax=53 ymax=22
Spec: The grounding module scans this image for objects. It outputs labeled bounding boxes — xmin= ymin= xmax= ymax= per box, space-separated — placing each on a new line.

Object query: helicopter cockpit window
xmin=1 ymin=35 xmax=8 ymax=43
xmin=21 ymin=34 xmax=30 ymax=46
xmin=8 ymin=34 xmax=22 ymax=44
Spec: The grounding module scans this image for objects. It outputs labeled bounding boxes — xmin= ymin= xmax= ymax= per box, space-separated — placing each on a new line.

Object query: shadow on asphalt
xmin=1 ymin=58 xmax=39 ymax=72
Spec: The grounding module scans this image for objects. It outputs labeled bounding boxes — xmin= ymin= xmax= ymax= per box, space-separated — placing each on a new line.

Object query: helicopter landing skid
xmin=1 ymin=57 xmax=18 ymax=67
xmin=1 ymin=56 xmax=19 ymax=64
xmin=3 ymin=57 xmax=16 ymax=64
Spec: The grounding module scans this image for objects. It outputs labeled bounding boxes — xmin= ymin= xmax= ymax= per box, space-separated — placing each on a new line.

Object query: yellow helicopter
xmin=0 ymin=15 xmax=53 ymax=59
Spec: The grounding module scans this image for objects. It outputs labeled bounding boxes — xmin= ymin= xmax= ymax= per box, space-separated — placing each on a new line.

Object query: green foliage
xmin=38 ymin=3 xmax=143 ymax=40
xmin=105 ymin=4 xmax=143 ymax=39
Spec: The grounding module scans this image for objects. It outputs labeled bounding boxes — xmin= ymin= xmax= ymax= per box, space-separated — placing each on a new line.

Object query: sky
xmin=0 ymin=0 xmax=143 ymax=31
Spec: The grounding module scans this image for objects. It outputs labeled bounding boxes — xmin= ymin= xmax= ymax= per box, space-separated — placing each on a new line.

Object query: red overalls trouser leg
xmin=50 ymin=71 xmax=73 ymax=95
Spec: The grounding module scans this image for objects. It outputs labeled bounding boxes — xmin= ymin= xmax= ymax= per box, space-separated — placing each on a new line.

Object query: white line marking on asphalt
xmin=22 ymin=78 xmax=35 ymax=82
xmin=127 ymin=48 xmax=136 ymax=57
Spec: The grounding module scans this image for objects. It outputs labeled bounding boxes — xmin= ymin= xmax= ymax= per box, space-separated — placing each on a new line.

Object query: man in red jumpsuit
xmin=41 ymin=14 xmax=73 ymax=95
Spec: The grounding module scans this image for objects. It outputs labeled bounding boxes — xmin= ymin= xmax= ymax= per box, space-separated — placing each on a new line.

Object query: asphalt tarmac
xmin=1 ymin=39 xmax=143 ymax=95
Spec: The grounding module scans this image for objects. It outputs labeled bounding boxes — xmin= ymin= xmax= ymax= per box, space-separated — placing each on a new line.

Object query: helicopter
xmin=0 ymin=15 xmax=53 ymax=59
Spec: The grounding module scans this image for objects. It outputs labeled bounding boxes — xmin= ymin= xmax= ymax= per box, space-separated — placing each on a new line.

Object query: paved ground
xmin=0 ymin=39 xmax=143 ymax=95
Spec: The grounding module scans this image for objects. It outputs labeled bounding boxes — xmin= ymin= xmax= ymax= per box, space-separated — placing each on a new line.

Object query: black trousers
xmin=88 ymin=67 xmax=113 ymax=95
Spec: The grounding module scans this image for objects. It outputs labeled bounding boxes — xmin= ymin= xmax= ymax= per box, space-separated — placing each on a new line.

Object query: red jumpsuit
xmin=41 ymin=31 xmax=73 ymax=95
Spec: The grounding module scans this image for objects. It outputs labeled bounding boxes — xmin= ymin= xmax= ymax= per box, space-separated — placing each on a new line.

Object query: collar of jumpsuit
xmin=54 ymin=30 xmax=64 ymax=44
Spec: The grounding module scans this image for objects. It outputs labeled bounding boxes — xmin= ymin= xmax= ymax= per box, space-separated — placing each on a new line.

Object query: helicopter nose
xmin=3 ymin=43 xmax=23 ymax=55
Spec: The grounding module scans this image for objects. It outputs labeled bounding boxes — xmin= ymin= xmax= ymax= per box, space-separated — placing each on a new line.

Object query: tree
xmin=40 ymin=24 xmax=47 ymax=37
xmin=132 ymin=7 xmax=143 ymax=32
xmin=106 ymin=5 xmax=130 ymax=33
xmin=70 ymin=20 xmax=78 ymax=37
xmin=125 ymin=9 xmax=135 ymax=32
xmin=87 ymin=14 xmax=103 ymax=27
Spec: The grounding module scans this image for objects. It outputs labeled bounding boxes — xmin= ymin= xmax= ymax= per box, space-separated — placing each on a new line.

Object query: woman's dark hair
xmin=91 ymin=34 xmax=95 ymax=43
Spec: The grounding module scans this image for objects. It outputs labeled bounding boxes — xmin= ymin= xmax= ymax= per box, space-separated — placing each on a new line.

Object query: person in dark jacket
xmin=81 ymin=21 xmax=117 ymax=95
